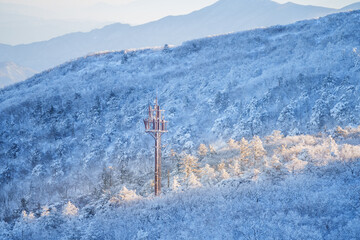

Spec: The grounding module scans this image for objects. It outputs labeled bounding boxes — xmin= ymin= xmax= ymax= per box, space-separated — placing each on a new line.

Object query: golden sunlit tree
xmin=110 ymin=186 xmax=140 ymax=203
xmin=198 ymin=144 xmax=208 ymax=156
xmin=62 ymin=201 xmax=78 ymax=216
xmin=251 ymin=135 xmax=267 ymax=168
xmin=180 ymin=153 xmax=200 ymax=179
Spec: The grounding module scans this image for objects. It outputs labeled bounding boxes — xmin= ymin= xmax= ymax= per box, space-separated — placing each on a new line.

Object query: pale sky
xmin=1 ymin=0 xmax=359 ymax=45
xmin=1 ymin=0 xmax=359 ymax=23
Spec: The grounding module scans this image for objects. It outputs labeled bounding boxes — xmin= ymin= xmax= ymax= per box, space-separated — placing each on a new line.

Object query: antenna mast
xmin=144 ymin=98 xmax=168 ymax=196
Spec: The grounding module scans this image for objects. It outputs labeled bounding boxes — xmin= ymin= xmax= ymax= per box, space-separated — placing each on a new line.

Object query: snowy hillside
xmin=2 ymin=129 xmax=360 ymax=239
xmin=0 ymin=10 xmax=360 ymax=238
xmin=0 ymin=62 xmax=36 ymax=88
xmin=1 ymin=0 xmax=358 ymax=74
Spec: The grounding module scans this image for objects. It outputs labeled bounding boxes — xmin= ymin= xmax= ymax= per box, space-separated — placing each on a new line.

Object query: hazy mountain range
xmin=1 ymin=0 xmax=359 ymax=88
xmin=0 ymin=62 xmax=36 ymax=88
xmin=0 ymin=2 xmax=110 ymax=46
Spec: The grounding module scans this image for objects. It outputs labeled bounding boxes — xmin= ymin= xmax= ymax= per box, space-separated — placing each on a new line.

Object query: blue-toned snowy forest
xmin=0 ymin=10 xmax=360 ymax=239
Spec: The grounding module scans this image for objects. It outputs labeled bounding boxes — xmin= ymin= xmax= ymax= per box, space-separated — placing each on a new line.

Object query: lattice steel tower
xmin=144 ymin=98 xmax=168 ymax=196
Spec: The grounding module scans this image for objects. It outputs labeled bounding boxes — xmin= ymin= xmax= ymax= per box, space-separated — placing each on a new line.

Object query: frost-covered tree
xmin=227 ymin=138 xmax=239 ymax=149
xmin=180 ymin=154 xmax=200 ymax=179
xmin=229 ymin=158 xmax=242 ymax=177
xmin=170 ymin=149 xmax=182 ymax=172
xmin=217 ymin=162 xmax=225 ymax=171
xmin=216 ymin=162 xmax=230 ymax=180
xmin=186 ymin=172 xmax=202 ymax=189
xmin=265 ymin=130 xmax=283 ymax=144
xmin=265 ymin=154 xmax=287 ymax=179
xmin=219 ymin=168 xmax=230 ymax=180
xmin=41 ymin=205 xmax=50 ymax=217
xmin=286 ymin=155 xmax=308 ymax=173
xmin=252 ymin=168 xmax=261 ymax=181
xmin=340 ymin=144 xmax=360 ymax=162
xmin=239 ymin=138 xmax=251 ymax=168
xmin=22 ymin=210 xmax=35 ymax=221
xmin=101 ymin=166 xmax=113 ymax=190
xmin=309 ymin=98 xmax=330 ymax=131
xmin=209 ymin=144 xmax=217 ymax=154
xmin=198 ymin=144 xmax=208 ymax=156
xmin=200 ymin=164 xmax=217 ymax=185
xmin=62 ymin=201 xmax=78 ymax=216
xmin=335 ymin=126 xmax=348 ymax=138
xmin=277 ymin=103 xmax=297 ymax=134
xmin=324 ymin=136 xmax=339 ymax=159
xmin=110 ymin=186 xmax=140 ymax=203
xmin=171 ymin=176 xmax=181 ymax=192
xmin=251 ymin=136 xmax=267 ymax=168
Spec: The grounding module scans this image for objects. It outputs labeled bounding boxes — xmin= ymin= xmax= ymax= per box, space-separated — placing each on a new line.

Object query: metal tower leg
xmin=155 ymin=133 xmax=161 ymax=196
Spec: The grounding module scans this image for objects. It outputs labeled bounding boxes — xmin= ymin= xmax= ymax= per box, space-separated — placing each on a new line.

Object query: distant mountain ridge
xmin=0 ymin=62 xmax=36 ymax=88
xmin=1 ymin=0 xmax=359 ymax=77
xmin=341 ymin=2 xmax=360 ymax=10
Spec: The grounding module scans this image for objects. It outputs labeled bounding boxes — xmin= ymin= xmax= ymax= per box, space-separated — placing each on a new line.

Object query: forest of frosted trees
xmin=1 ymin=126 xmax=360 ymax=239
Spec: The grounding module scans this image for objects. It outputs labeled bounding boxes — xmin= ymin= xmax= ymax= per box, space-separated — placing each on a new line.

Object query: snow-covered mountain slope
xmin=0 ymin=10 xmax=359 ymax=222
xmin=0 ymin=62 xmax=37 ymax=88
xmin=1 ymin=0 xmax=358 ymax=73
